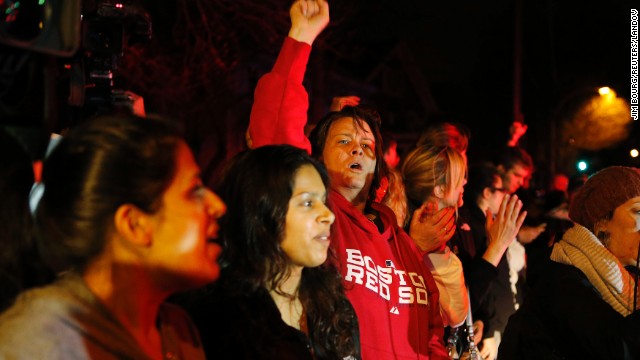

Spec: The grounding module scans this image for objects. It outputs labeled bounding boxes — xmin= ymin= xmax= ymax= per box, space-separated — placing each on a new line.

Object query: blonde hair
xmin=382 ymin=169 xmax=407 ymax=227
xmin=399 ymin=145 xmax=466 ymax=227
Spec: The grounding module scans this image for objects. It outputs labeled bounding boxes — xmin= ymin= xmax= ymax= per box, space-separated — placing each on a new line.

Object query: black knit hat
xmin=569 ymin=166 xmax=640 ymax=230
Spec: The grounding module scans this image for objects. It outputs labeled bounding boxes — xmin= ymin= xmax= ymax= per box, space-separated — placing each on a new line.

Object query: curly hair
xmin=215 ymin=144 xmax=358 ymax=358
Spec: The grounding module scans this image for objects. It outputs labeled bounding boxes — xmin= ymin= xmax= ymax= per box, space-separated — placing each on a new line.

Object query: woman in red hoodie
xmin=248 ymin=1 xmax=451 ymax=358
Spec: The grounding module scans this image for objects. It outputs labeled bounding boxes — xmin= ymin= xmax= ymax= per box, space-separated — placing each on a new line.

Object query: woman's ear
xmin=433 ymin=184 xmax=446 ymax=199
xmin=114 ymin=204 xmax=153 ymax=247
xmin=482 ymin=187 xmax=493 ymax=200
xmin=593 ymin=219 xmax=611 ymax=246
xmin=593 ymin=218 xmax=609 ymax=234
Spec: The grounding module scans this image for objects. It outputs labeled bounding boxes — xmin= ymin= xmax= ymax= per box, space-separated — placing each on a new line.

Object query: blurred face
xmin=148 ymin=141 xmax=226 ymax=290
xmin=502 ymin=163 xmax=530 ymax=194
xmin=384 ymin=142 xmax=400 ymax=169
xmin=552 ymin=174 xmax=569 ymax=193
xmin=281 ymin=165 xmax=335 ymax=274
xmin=605 ymin=196 xmax=640 ymax=267
xmin=442 ymin=175 xmax=466 ymax=209
xmin=487 ymin=176 xmax=506 ymax=215
xmin=321 ymin=117 xmax=376 ymax=200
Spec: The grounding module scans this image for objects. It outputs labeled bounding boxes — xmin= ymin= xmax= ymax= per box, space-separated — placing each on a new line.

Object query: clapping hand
xmin=482 ymin=194 xmax=527 ymax=266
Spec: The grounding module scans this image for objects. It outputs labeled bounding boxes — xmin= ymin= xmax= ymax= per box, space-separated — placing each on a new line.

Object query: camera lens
xmin=1 ymin=0 xmax=46 ymax=42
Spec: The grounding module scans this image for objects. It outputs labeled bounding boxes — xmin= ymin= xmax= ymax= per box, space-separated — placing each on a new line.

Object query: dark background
xmin=1 ymin=0 xmax=637 ymax=189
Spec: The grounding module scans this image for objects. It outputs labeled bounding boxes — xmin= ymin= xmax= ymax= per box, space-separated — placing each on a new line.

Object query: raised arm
xmin=466 ymin=194 xmax=526 ymax=308
xmin=288 ymin=0 xmax=329 ymax=46
xmin=248 ymin=0 xmax=329 ymax=153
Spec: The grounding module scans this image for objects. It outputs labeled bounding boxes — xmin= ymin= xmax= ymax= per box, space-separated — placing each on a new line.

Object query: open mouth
xmin=349 ymin=162 xmax=362 ymax=170
xmin=207 ymin=224 xmax=220 ymax=241
xmin=315 ymin=233 xmax=331 ymax=241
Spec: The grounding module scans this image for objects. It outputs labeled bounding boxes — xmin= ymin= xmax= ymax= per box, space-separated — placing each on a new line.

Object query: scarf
xmin=551 ymin=224 xmax=639 ymax=316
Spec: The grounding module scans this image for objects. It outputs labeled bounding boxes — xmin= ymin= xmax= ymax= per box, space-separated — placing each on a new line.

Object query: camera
xmin=0 ymin=0 xmax=152 ymax=137
xmin=70 ymin=0 xmax=152 ymax=120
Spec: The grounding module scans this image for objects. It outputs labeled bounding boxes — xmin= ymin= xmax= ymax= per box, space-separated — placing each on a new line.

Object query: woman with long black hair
xmin=189 ymin=145 xmax=360 ymax=360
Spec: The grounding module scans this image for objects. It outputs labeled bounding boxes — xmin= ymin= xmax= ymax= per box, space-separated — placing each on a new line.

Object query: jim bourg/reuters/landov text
xmin=632 ymin=9 xmax=638 ymax=120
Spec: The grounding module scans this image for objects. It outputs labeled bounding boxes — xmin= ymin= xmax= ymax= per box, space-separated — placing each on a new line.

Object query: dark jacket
xmin=449 ymin=204 xmax=513 ymax=337
xmin=185 ymin=284 xmax=360 ymax=360
xmin=499 ymin=261 xmax=640 ymax=360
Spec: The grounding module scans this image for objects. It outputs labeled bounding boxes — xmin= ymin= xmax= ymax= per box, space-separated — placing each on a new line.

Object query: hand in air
xmin=289 ymin=0 xmax=330 ymax=45
xmin=330 ymin=95 xmax=361 ymax=111
xmin=507 ymin=121 xmax=528 ymax=146
xmin=483 ymin=194 xmax=527 ymax=266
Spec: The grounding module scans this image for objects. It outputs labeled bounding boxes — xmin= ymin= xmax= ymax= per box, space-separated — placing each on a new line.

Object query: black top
xmin=181 ymin=284 xmax=360 ymax=360
xmin=499 ymin=261 xmax=640 ymax=360
xmin=523 ymin=214 xmax=573 ymax=287
xmin=449 ymin=204 xmax=512 ymax=337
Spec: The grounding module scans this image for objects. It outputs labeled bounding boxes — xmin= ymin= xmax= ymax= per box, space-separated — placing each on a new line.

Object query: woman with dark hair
xmin=0 ymin=115 xmax=225 ymax=359
xmin=247 ymin=0 xmax=449 ymax=357
xmin=499 ymin=166 xmax=640 ymax=359
xmin=0 ymin=128 xmax=53 ymax=312
xmin=189 ymin=144 xmax=359 ymax=359
xmin=447 ymin=162 xmax=525 ymax=360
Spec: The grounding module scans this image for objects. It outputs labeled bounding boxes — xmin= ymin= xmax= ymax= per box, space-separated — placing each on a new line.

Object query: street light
xmin=560 ymin=86 xmax=630 ymax=150
xmin=598 ymin=87 xmax=611 ymax=96
xmin=551 ymin=85 xmax=632 ymax=175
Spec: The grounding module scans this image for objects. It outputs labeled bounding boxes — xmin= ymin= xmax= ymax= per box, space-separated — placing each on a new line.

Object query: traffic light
xmin=577 ymin=160 xmax=588 ymax=172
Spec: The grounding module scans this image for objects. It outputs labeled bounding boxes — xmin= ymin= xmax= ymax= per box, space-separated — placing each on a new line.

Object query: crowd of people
xmin=1 ymin=0 xmax=640 ymax=359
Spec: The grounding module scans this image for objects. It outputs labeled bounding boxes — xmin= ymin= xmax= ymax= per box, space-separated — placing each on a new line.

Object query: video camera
xmin=71 ymin=0 xmax=151 ymax=118
xmin=0 ymin=0 xmax=152 ymax=146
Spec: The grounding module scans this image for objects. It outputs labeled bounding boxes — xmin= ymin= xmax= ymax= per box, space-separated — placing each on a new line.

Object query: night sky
xmin=307 ymin=0 xmax=635 ymax=172
xmin=1 ymin=0 xmax=637 ymax=186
